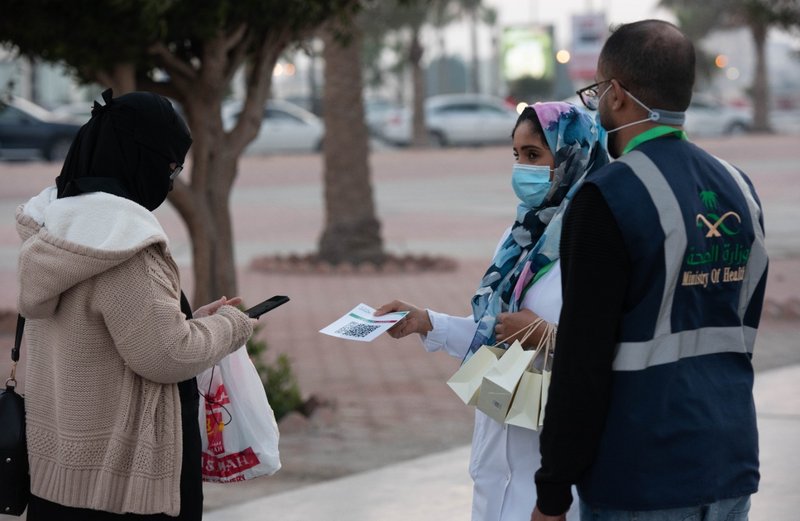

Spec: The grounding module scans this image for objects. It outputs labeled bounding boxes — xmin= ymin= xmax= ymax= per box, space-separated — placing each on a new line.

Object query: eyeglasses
xmin=576 ymin=79 xmax=614 ymax=110
xmin=169 ymin=163 xmax=183 ymax=180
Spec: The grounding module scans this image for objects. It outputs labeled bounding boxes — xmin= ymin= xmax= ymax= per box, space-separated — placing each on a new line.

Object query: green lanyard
xmin=622 ymin=126 xmax=688 ymax=156
xmin=519 ymin=259 xmax=557 ymax=301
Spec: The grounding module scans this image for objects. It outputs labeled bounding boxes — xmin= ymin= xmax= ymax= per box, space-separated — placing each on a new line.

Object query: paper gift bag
xmin=476 ymin=340 xmax=535 ymax=423
xmin=447 ymin=345 xmax=505 ymax=405
xmin=538 ymin=364 xmax=552 ymax=429
xmin=505 ymin=319 xmax=555 ymax=430
xmin=505 ymin=369 xmax=544 ymax=430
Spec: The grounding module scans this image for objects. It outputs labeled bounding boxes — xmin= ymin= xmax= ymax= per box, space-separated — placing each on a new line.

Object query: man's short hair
xmin=599 ymin=19 xmax=695 ymax=112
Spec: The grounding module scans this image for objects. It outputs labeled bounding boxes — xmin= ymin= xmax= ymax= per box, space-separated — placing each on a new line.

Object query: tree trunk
xmin=308 ymin=48 xmax=321 ymax=116
xmin=317 ymin=22 xmax=384 ymax=265
xmin=99 ymin=59 xmax=229 ymax=308
xmin=152 ymin=28 xmax=286 ymax=308
xmin=469 ymin=11 xmax=480 ymax=94
xmin=409 ymin=27 xmax=429 ymax=147
xmin=168 ymin=90 xmax=239 ymax=307
xmin=437 ymin=31 xmax=447 ymax=95
xmin=749 ymin=21 xmax=771 ymax=132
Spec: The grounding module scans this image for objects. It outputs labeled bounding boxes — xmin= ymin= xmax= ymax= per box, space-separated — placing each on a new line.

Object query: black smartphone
xmin=245 ymin=295 xmax=290 ymax=319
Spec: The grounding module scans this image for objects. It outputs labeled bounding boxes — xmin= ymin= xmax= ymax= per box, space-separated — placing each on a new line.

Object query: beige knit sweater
xmin=16 ymin=186 xmax=253 ymax=516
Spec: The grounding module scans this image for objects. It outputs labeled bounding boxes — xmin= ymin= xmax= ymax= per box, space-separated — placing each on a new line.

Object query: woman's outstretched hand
xmin=375 ymin=300 xmax=433 ymax=339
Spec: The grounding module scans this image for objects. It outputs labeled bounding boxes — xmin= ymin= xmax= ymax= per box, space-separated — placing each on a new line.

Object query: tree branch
xmin=224 ymin=31 xmax=252 ymax=83
xmin=201 ymin=31 xmax=229 ymax=88
xmin=166 ymin=179 xmax=199 ymax=229
xmin=148 ymin=42 xmax=198 ymax=81
xmin=225 ymin=24 xmax=248 ymax=52
xmin=225 ymin=30 xmax=292 ymax=162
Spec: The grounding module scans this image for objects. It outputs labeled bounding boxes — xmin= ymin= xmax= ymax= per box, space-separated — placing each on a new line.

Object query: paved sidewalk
xmin=0 ymin=136 xmax=798 ymax=520
xmin=205 ymin=363 xmax=800 ymax=521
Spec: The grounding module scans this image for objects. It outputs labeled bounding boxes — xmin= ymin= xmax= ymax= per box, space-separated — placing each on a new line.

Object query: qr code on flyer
xmin=335 ymin=322 xmax=380 ymax=338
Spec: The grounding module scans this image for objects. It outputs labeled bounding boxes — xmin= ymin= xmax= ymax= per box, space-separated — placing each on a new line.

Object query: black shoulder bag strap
xmin=1 ymin=314 xmax=30 ymax=516
xmin=8 ymin=315 xmax=25 ymax=389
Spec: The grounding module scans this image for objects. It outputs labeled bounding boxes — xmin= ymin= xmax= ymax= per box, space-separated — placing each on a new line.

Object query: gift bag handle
xmin=491 ymin=319 xmax=541 ymax=349
xmin=7 ymin=314 xmax=24 ymax=388
xmin=526 ymin=318 xmax=556 ymax=370
xmin=491 ymin=316 xmax=553 ymax=350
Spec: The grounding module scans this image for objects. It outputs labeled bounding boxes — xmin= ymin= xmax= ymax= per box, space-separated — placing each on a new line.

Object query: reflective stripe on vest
xmin=617 ymin=152 xmax=686 ymax=338
xmin=610 ymin=151 xmax=768 ymax=372
xmin=612 ymin=326 xmax=758 ymax=371
xmin=714 ymin=156 xmax=769 ymax=320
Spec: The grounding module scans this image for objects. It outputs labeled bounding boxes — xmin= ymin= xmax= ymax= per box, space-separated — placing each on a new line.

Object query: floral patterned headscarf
xmin=467 ymin=102 xmax=608 ymax=359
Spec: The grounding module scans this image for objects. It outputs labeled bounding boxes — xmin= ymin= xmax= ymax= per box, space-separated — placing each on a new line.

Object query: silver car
xmin=380 ymin=94 xmax=520 ymax=147
xmin=683 ymin=94 xmax=751 ymax=137
xmin=222 ymin=99 xmax=324 ymax=154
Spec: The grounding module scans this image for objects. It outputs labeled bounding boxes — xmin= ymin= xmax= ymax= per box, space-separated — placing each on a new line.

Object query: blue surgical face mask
xmin=594 ymin=111 xmax=609 ymax=153
xmin=512 ymin=163 xmax=552 ymax=208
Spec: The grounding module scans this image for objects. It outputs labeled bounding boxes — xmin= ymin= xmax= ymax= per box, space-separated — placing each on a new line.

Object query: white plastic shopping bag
xmin=197 ymin=346 xmax=281 ymax=482
xmin=446 ymin=345 xmax=505 ymax=405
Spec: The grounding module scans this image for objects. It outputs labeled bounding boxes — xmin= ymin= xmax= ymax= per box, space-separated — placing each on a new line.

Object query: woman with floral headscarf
xmin=17 ymin=90 xmax=256 ymax=520
xmin=376 ymin=102 xmax=607 ymax=521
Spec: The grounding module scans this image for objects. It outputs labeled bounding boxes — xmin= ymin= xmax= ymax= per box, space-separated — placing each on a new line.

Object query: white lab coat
xmin=422 ymin=230 xmax=579 ymax=521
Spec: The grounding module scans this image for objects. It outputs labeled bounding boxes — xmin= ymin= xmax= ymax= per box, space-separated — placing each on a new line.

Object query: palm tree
xmin=660 ymin=0 xmax=800 ymax=132
xmin=453 ymin=0 xmax=497 ymax=94
xmin=360 ymin=0 xmax=454 ymax=147
xmin=318 ymin=14 xmax=384 ymax=265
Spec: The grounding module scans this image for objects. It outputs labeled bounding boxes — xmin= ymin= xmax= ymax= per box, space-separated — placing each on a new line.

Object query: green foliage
xmin=245 ymin=325 xmax=303 ymax=422
xmin=659 ymin=0 xmax=800 ymax=33
xmin=659 ymin=0 xmax=799 ymax=86
xmin=0 ymin=0 xmax=358 ymax=86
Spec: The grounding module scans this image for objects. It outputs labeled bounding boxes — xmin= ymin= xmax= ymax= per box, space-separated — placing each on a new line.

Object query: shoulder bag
xmin=0 ymin=315 xmax=30 ymax=515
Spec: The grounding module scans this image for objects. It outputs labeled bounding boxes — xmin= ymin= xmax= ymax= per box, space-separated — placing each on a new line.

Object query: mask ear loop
xmin=625 ymin=89 xmax=687 ymax=125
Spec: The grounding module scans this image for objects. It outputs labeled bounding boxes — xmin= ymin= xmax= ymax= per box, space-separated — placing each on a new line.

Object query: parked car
xmin=0 ymin=95 xmax=81 ymax=161
xmin=363 ymin=97 xmax=402 ymax=137
xmin=684 ymin=94 xmax=751 ymax=137
xmin=52 ymin=101 xmax=95 ymax=124
xmin=222 ymin=99 xmax=324 ymax=154
xmin=379 ymin=94 xmax=520 ymax=147
xmin=54 ymin=95 xmax=188 ymax=125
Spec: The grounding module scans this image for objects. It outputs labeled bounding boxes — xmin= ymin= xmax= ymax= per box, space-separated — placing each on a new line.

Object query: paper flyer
xmin=319 ymin=303 xmax=408 ymax=342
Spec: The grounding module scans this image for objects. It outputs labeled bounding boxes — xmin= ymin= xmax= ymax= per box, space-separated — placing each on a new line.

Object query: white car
xmin=222 ymin=99 xmax=324 ymax=154
xmin=52 ymin=101 xmax=94 ymax=124
xmin=683 ymin=94 xmax=751 ymax=137
xmin=364 ymin=97 xmax=402 ymax=137
xmin=380 ymin=94 xmax=520 ymax=147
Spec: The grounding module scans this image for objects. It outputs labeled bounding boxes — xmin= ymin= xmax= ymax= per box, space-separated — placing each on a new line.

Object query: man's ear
xmin=609 ymin=79 xmax=626 ymax=110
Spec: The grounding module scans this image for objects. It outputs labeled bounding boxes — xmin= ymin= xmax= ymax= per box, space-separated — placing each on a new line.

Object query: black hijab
xmin=56 ymin=89 xmax=192 ymax=211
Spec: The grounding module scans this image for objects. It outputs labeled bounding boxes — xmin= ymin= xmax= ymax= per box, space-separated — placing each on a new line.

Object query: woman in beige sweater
xmin=17 ymin=89 xmax=255 ymax=520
